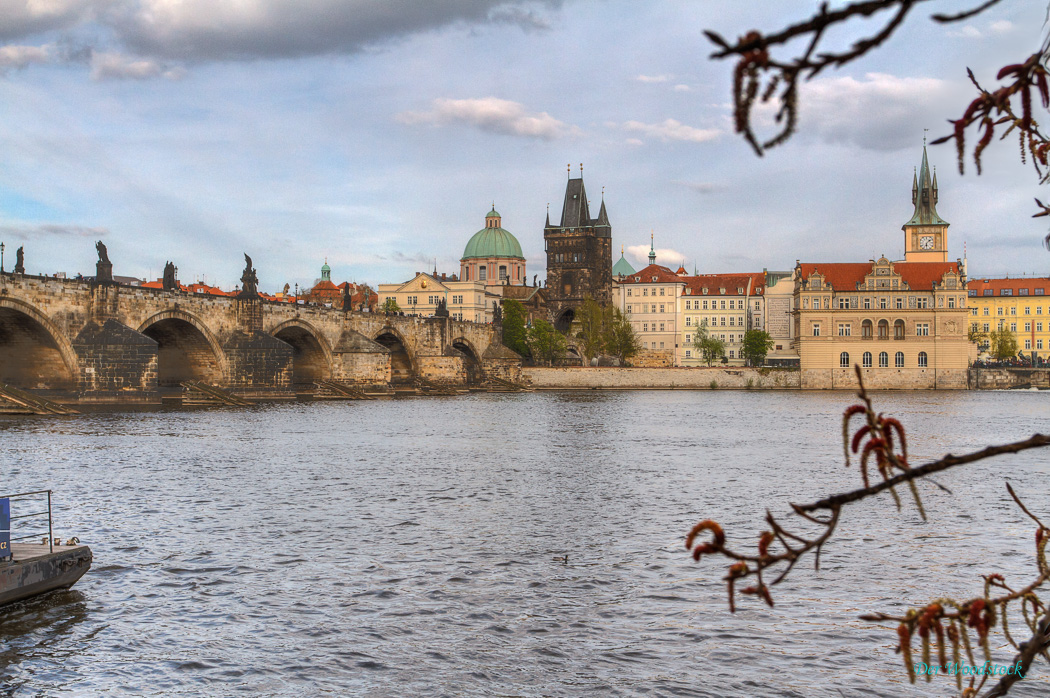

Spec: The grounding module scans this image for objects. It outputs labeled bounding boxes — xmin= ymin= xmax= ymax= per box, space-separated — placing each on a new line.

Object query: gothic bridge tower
xmin=544 ymin=166 xmax=613 ymax=331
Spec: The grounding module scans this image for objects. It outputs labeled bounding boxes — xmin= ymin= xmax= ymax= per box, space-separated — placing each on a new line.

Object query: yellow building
xmin=377 ymin=272 xmax=499 ymax=323
xmin=793 ymin=146 xmax=970 ymax=389
xmin=967 ymin=277 xmax=1050 ymax=363
xmin=613 ymin=263 xmax=685 ymax=366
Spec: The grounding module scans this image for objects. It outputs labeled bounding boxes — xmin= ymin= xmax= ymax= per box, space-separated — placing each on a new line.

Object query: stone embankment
xmin=968 ymin=367 xmax=1050 ymax=390
xmin=523 ymin=366 xmax=801 ymax=390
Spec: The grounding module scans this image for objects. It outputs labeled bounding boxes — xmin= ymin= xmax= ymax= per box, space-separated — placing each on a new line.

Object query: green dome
xmin=612 ymin=254 xmax=636 ymax=277
xmin=488 ymin=206 xmax=501 ymax=218
xmin=462 ymin=226 xmax=524 ymax=260
xmin=321 ymin=262 xmax=331 ymax=272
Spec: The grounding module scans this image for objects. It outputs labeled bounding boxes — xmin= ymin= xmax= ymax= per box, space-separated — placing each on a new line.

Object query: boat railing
xmin=0 ymin=489 xmax=53 ymax=559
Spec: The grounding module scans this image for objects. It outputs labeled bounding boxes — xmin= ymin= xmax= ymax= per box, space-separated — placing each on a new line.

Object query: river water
xmin=1 ymin=390 xmax=1048 ymax=697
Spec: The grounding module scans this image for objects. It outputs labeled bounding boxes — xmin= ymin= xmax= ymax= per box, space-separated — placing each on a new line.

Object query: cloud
xmin=989 ymin=20 xmax=1013 ymax=35
xmin=946 ymin=25 xmax=982 ymax=39
xmin=635 ymin=74 xmax=671 ymax=83
xmin=0 ymin=0 xmax=95 ymax=42
xmin=0 ymin=223 xmax=109 ymax=241
xmin=626 ymin=244 xmax=686 ymax=268
xmin=106 ymin=0 xmax=566 ymax=61
xmin=89 ymin=51 xmax=183 ymax=80
xmin=674 ymin=180 xmax=725 ymax=194
xmin=0 ymin=44 xmax=51 ymax=71
xmin=673 ymin=84 xmax=690 ymax=92
xmin=397 ymin=97 xmax=572 ymax=140
xmin=622 ymin=118 xmax=720 ymax=144
xmin=798 ymin=73 xmax=953 ymax=151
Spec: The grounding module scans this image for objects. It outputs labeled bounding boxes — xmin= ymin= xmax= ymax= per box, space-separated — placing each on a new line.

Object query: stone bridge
xmin=0 ymin=274 xmax=521 ymax=403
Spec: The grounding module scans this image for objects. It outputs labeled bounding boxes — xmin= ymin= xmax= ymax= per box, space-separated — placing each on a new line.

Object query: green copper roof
xmin=321 ymin=262 xmax=331 ymax=272
xmin=488 ymin=206 xmax=501 ymax=218
xmin=905 ymin=145 xmax=948 ymax=226
xmin=612 ymin=253 xmax=636 ymax=277
xmin=462 ymin=226 xmax=524 ymax=260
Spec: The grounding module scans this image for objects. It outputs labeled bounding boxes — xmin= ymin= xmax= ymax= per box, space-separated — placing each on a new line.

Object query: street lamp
xmin=1 ymin=242 xmax=5 ymax=273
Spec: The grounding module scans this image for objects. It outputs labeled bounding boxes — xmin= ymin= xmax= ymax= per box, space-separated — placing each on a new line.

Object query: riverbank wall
xmin=523 ymin=366 xmax=801 ymax=390
xmin=968 ymin=367 xmax=1050 ymax=390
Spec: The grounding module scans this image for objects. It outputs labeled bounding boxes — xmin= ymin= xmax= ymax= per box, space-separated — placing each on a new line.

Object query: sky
xmin=0 ymin=0 xmax=1047 ymax=292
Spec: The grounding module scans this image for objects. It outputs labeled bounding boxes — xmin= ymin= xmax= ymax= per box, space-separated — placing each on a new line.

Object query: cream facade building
xmin=377 ymin=273 xmax=500 ymax=324
xmin=679 ymin=273 xmax=765 ymax=366
xmin=613 ymin=263 xmax=685 ymax=365
xmin=793 ymin=146 xmax=970 ymax=389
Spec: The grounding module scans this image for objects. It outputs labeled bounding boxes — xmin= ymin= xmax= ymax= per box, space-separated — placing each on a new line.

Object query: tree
xmin=501 ymin=299 xmax=529 ymax=356
xmin=527 ymin=319 xmax=566 ymax=366
xmin=990 ymin=326 xmax=1020 ymax=360
xmin=692 ymin=320 xmax=725 ymax=366
xmin=605 ymin=307 xmax=642 ymax=365
xmin=572 ymin=297 xmax=612 ymax=365
xmin=685 ymin=369 xmax=1050 ymax=698
xmin=381 ymin=297 xmax=400 ymax=313
xmin=704 ymin=1 xmax=1050 ymax=238
xmin=740 ymin=329 xmax=775 ymax=367
xmin=969 ymin=323 xmax=989 ymax=348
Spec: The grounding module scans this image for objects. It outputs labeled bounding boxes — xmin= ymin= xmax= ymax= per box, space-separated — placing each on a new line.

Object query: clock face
xmin=919 ymin=235 xmax=935 ymax=250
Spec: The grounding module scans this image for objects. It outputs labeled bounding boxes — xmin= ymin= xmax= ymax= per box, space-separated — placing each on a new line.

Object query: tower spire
xmin=649 ymin=230 xmax=656 ymax=265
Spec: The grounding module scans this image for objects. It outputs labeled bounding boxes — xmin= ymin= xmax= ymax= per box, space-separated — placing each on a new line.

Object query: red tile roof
xmin=967 ymin=277 xmax=1049 ymax=296
xmin=617 ymin=264 xmax=685 ymax=284
xmin=799 ymin=261 xmax=960 ymax=291
xmin=683 ymin=272 xmax=765 ymax=297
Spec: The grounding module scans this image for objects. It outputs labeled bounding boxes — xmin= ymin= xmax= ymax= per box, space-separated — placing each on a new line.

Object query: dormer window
xmin=702 ymin=288 xmax=708 ymax=295
xmin=737 ymin=287 xmax=744 ymax=294
xmin=719 ymin=288 xmax=726 ymax=295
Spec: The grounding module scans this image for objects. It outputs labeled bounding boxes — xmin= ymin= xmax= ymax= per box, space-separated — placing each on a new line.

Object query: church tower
xmin=903 ymin=143 xmax=949 ymax=262
xmin=544 ymin=166 xmax=613 ymax=331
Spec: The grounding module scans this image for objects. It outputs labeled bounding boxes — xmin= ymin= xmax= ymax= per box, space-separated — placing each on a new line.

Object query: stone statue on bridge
xmin=342 ymin=283 xmax=352 ymax=311
xmin=435 ymin=297 xmax=449 ymax=317
xmin=95 ymin=240 xmax=113 ymax=284
xmin=238 ymin=253 xmax=259 ymax=298
xmin=162 ymin=261 xmax=177 ymax=291
xmin=492 ymin=300 xmax=502 ymax=326
xmin=13 ymin=246 xmax=24 ymax=274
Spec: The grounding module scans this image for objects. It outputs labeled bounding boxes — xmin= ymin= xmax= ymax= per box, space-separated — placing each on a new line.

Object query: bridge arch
xmin=138 ymin=310 xmax=227 ymax=387
xmin=0 ymin=297 xmax=78 ymax=391
xmin=269 ymin=319 xmax=333 ymax=388
xmin=450 ymin=336 xmax=484 ymax=385
xmin=373 ymin=326 xmax=416 ymax=385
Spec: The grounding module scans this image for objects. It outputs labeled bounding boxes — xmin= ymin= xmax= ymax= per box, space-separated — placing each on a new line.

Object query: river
xmin=1 ymin=390 xmax=1048 ymax=697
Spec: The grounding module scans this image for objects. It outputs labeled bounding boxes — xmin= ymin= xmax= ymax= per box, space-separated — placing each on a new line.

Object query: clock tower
xmin=902 ymin=143 xmax=948 ymax=262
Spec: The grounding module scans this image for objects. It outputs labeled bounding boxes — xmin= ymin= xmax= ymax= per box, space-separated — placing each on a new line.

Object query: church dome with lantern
xmin=460 ymin=207 xmax=526 ymax=286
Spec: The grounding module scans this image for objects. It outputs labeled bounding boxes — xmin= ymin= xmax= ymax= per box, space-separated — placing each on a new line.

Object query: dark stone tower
xmin=544 ymin=168 xmax=613 ymax=331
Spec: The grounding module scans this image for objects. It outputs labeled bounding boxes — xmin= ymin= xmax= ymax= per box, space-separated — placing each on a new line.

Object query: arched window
xmin=879 ymin=351 xmax=888 ymax=368
xmin=862 ymin=351 xmax=872 ymax=368
xmin=877 ymin=319 xmax=889 ymax=339
xmin=894 ymin=319 xmax=905 ymax=340
xmin=840 ymin=351 xmax=850 ymax=368
xmin=895 ymin=351 xmax=904 ymax=368
xmin=918 ymin=351 xmax=928 ymax=368
xmin=861 ymin=319 xmax=873 ymax=338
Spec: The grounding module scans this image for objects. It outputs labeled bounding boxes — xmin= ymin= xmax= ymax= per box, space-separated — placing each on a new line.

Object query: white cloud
xmin=622 ymin=118 xmax=720 ymax=144
xmin=397 ymin=97 xmax=572 ymax=140
xmin=626 ymin=244 xmax=685 ymax=268
xmin=635 ymin=74 xmax=671 ymax=83
xmin=625 ymin=137 xmax=643 ymax=147
xmin=799 ymin=72 xmax=953 ymax=151
xmin=0 ymin=44 xmax=50 ymax=71
xmin=89 ymin=51 xmax=183 ymax=80
xmin=947 ymin=25 xmax=982 ymax=39
xmin=673 ymin=84 xmax=690 ymax=92
xmin=989 ymin=20 xmax=1013 ymax=35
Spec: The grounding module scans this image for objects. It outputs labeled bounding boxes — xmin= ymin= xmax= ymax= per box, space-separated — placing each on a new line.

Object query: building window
xmin=660 ymin=304 xmax=665 ymax=313
xmin=479 ymin=267 xmax=487 ymax=281
xmin=499 ymin=266 xmax=507 ymax=281
xmin=720 ymin=300 xmax=726 ymax=309
xmin=880 ymin=297 xmax=887 ymax=309
xmin=895 ymin=351 xmax=904 ymax=368
xmin=1038 ymin=322 xmax=1044 ymax=332
xmin=643 ymin=323 xmax=648 ymax=332
xmin=1011 ymin=323 xmax=1017 ymax=332
xmin=702 ymin=300 xmax=709 ymax=310
xmin=861 ymin=320 xmax=873 ymax=338
xmin=879 ymin=351 xmax=888 ymax=368
xmin=729 ymin=350 xmax=734 ymax=358
xmin=862 ymin=351 xmax=872 ymax=368
xmin=659 ymin=288 xmax=665 ymax=296
xmin=1038 ymin=340 xmax=1044 ymax=350
xmin=685 ymin=350 xmax=691 ymax=358
xmin=643 ymin=288 xmax=648 ymax=296
xmin=878 ymin=320 xmax=889 ymax=339
xmin=918 ymin=351 xmax=928 ymax=368
xmin=894 ymin=320 xmax=905 ymax=340
xmin=984 ymin=307 xmax=989 ymax=315
xmin=1002 ymin=289 xmax=1013 ymax=296
xmin=659 ymin=323 xmax=665 ymax=332
xmin=685 ymin=335 xmax=691 ymax=343
xmin=1026 ymin=322 xmax=1032 ymax=332
xmin=997 ymin=307 xmax=1004 ymax=315
xmin=840 ymin=352 xmax=850 ymax=368
xmin=812 ymin=324 xmax=821 ymax=336
xmin=729 ymin=316 xmax=736 ymax=326
xmin=1025 ymin=339 xmax=1032 ymax=350
xmin=838 ymin=324 xmax=851 ymax=336
xmin=916 ymin=297 xmax=928 ymax=309
xmin=626 ymin=305 xmax=632 ymax=314
xmin=948 ymin=297 xmax=956 ymax=308
xmin=1026 ymin=307 xmax=1032 ymax=315
xmin=983 ymin=323 xmax=990 ymax=332
xmin=916 ymin=323 xmax=929 ymax=336
xmin=627 ymin=288 xmax=632 ymax=296
xmin=863 ymin=297 xmax=871 ymax=309
xmin=1011 ymin=307 xmax=1017 ymax=315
